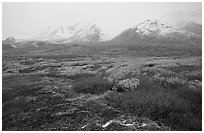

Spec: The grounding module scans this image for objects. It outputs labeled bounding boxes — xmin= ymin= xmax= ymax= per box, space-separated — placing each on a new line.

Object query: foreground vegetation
xmin=106 ymin=74 xmax=202 ymax=130
xmin=2 ymin=45 xmax=202 ymax=131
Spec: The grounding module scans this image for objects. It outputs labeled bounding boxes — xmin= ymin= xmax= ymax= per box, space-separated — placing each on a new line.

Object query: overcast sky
xmin=2 ymin=2 xmax=202 ymax=39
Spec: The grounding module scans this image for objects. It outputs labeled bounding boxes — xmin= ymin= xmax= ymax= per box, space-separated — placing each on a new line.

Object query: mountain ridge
xmin=32 ymin=22 xmax=111 ymax=43
xmin=112 ymin=19 xmax=201 ymax=44
xmin=3 ymin=19 xmax=202 ymax=50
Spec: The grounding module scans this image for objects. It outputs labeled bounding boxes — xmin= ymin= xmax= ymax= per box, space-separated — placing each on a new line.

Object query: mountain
xmin=112 ymin=19 xmax=201 ymax=46
xmin=160 ymin=10 xmax=202 ymax=26
xmin=35 ymin=26 xmax=72 ymax=41
xmin=160 ymin=10 xmax=202 ymax=36
xmin=33 ymin=22 xmax=111 ymax=43
xmin=160 ymin=10 xmax=202 ymax=25
xmin=177 ymin=21 xmax=202 ymax=36
xmin=68 ymin=23 xmax=110 ymax=42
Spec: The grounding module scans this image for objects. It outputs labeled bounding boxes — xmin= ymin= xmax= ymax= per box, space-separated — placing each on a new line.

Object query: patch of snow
xmin=11 ymin=45 xmax=16 ymax=48
xmin=32 ymin=42 xmax=38 ymax=47
xmin=132 ymin=19 xmax=190 ymax=38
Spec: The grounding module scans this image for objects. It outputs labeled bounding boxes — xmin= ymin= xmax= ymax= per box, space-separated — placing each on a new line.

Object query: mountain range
xmin=2 ymin=19 xmax=202 ymax=49
xmin=31 ymin=22 xmax=111 ymax=43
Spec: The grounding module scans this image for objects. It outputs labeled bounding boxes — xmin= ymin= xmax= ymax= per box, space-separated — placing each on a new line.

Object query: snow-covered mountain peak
xmin=49 ymin=26 xmax=72 ymax=38
xmin=69 ymin=22 xmax=101 ymax=34
xmin=68 ymin=22 xmax=110 ymax=42
xmin=132 ymin=19 xmax=177 ymax=36
xmin=34 ymin=22 xmax=111 ymax=42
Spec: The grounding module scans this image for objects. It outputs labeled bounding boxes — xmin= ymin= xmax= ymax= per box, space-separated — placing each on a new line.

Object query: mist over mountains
xmin=160 ymin=9 xmax=202 ymax=25
xmin=3 ymin=9 xmax=202 ymax=49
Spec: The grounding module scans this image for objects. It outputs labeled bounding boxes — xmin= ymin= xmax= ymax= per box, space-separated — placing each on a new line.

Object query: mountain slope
xmin=36 ymin=26 xmax=72 ymax=41
xmin=112 ymin=19 xmax=201 ymax=45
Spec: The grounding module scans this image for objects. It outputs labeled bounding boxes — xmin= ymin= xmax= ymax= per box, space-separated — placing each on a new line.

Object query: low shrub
xmin=152 ymin=74 xmax=187 ymax=89
xmin=72 ymin=76 xmax=114 ymax=94
xmin=113 ymin=78 xmax=140 ymax=92
xmin=106 ymin=74 xmax=202 ymax=131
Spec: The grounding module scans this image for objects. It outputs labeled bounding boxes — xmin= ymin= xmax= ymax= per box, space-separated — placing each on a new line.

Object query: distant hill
xmin=160 ymin=10 xmax=202 ymax=26
xmin=2 ymin=36 xmax=48 ymax=49
xmin=2 ymin=37 xmax=16 ymax=49
xmin=177 ymin=21 xmax=202 ymax=36
xmin=3 ymin=37 xmax=16 ymax=44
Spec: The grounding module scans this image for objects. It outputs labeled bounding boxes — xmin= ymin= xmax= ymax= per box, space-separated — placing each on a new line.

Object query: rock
xmin=145 ymin=63 xmax=155 ymax=67
xmin=81 ymin=123 xmax=103 ymax=131
xmin=104 ymin=121 xmax=132 ymax=131
xmin=113 ymin=78 xmax=140 ymax=92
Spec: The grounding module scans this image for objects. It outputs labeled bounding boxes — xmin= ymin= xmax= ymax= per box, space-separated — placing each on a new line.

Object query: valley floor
xmin=2 ymin=47 xmax=202 ymax=131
